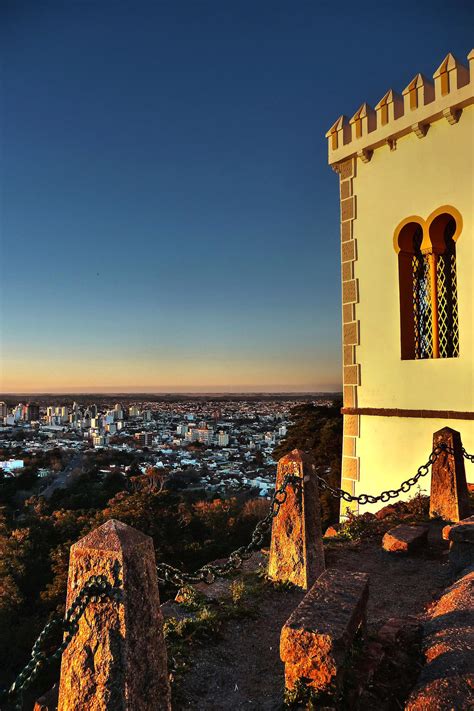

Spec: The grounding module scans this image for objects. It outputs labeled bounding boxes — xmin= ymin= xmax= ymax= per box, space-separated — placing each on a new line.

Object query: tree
xmin=273 ymin=402 xmax=343 ymax=527
xmin=145 ymin=466 xmax=169 ymax=493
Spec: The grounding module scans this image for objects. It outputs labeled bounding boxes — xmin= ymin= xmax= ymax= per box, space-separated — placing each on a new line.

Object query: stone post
xmin=268 ymin=449 xmax=325 ymax=590
xmin=58 ymin=519 xmax=171 ymax=711
xmin=429 ymin=427 xmax=470 ymax=522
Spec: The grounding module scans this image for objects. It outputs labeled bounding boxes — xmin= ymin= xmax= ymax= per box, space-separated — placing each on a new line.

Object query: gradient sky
xmin=1 ymin=1 xmax=472 ymax=393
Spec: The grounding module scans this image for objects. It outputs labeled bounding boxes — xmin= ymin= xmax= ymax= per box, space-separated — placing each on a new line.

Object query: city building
xmin=0 ymin=459 xmax=24 ymax=473
xmin=93 ymin=434 xmax=109 ymax=448
xmin=326 ymin=50 xmax=474 ymax=512
xmin=0 ymin=402 xmax=7 ymax=418
xmin=134 ymin=431 xmax=153 ymax=448
xmin=218 ymin=431 xmax=230 ymax=447
xmin=25 ymin=403 xmax=40 ymax=421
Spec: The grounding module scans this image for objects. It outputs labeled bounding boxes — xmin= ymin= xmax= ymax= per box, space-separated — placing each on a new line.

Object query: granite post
xmin=268 ymin=449 xmax=325 ymax=590
xmin=57 ymin=519 xmax=171 ymax=711
xmin=430 ymin=427 xmax=470 ymax=522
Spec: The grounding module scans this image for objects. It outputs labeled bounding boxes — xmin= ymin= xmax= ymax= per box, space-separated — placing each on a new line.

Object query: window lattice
xmin=412 ymin=253 xmax=433 ymax=359
xmin=437 ymin=251 xmax=459 ymax=358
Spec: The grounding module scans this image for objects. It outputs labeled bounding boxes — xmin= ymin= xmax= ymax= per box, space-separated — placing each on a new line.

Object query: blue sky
xmin=1 ymin=0 xmax=472 ymax=392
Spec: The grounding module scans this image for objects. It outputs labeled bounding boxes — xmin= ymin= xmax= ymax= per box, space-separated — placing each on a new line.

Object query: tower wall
xmin=329 ymin=51 xmax=474 ymax=512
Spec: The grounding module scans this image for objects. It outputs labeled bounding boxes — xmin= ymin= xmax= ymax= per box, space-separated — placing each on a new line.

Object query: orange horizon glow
xmin=0 ymin=352 xmax=341 ymax=395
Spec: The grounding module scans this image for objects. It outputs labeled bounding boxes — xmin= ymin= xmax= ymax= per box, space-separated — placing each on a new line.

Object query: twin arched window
xmin=395 ymin=208 xmax=461 ymax=360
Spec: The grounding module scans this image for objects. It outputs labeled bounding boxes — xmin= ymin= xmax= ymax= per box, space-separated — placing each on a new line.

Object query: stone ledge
xmin=280 ymin=569 xmax=369 ymax=694
xmin=382 ymin=524 xmax=429 ymax=554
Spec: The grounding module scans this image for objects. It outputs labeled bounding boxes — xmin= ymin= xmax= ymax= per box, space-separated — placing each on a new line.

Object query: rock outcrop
xmin=405 ymin=566 xmax=474 ymax=710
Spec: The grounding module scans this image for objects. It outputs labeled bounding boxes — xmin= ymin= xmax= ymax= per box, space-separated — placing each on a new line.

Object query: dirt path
xmin=172 ymin=525 xmax=451 ymax=710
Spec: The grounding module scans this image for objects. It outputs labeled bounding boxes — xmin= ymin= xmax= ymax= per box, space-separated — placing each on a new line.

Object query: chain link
xmin=157 ymin=442 xmax=474 ymax=588
xmin=462 ymin=447 xmax=474 ymax=464
xmin=0 ymin=575 xmax=120 ymax=710
xmin=4 ymin=443 xmax=471 ymax=705
xmin=316 ymin=443 xmax=452 ymax=505
xmin=156 ymin=473 xmax=301 ymax=587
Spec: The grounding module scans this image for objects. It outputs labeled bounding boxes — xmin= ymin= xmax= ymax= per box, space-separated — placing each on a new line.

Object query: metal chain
xmin=316 ymin=443 xmax=457 ymax=505
xmin=463 ymin=447 xmax=474 ymax=464
xmin=1 ymin=444 xmax=471 ymax=705
xmin=156 ymin=473 xmax=301 ymax=587
xmin=0 ymin=575 xmax=120 ymax=711
xmin=158 ymin=442 xmax=474 ymax=588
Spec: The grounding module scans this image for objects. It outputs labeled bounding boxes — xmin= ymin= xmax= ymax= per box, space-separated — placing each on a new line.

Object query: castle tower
xmin=326 ymin=51 xmax=474 ymax=513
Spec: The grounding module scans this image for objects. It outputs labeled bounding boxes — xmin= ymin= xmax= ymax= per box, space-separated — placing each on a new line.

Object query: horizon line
xmin=0 ymin=388 xmax=342 ymax=397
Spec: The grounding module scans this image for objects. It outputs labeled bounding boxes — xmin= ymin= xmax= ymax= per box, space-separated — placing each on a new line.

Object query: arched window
xmin=395 ymin=208 xmax=461 ymax=360
xmin=430 ymin=213 xmax=459 ymax=358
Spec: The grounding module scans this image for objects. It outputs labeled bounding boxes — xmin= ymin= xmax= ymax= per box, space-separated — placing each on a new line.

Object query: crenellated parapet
xmin=326 ymin=50 xmax=474 ymax=166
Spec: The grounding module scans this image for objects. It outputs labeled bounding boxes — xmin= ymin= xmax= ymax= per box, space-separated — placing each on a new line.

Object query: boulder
xmin=375 ymin=504 xmax=398 ymax=520
xmin=382 ymin=524 xmax=428 ymax=553
xmin=324 ymin=524 xmax=340 ymax=538
xmin=442 ymin=514 xmax=474 ymax=541
xmin=448 ymin=518 xmax=474 ymax=573
xmin=405 ymin=566 xmax=474 ymax=710
xmin=376 ymin=616 xmax=420 ymax=647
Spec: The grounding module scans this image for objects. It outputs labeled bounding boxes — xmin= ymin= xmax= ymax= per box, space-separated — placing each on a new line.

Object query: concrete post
xmin=58 ymin=519 xmax=171 ymax=711
xmin=430 ymin=427 xmax=470 ymax=522
xmin=268 ymin=449 xmax=325 ymax=590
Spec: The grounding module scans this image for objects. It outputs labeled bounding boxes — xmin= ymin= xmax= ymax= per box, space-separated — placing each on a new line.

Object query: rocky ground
xmin=164 ymin=518 xmax=453 ymax=711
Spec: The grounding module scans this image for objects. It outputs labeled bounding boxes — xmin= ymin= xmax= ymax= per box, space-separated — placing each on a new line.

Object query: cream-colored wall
xmin=350 ymin=107 xmax=474 ymax=510
xmin=354 ymin=416 xmax=474 ymax=513
xmin=354 ymin=107 xmax=473 ymax=412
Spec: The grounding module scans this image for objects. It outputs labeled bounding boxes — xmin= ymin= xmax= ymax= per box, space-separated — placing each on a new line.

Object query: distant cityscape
xmin=0 ymin=395 xmax=337 ymax=498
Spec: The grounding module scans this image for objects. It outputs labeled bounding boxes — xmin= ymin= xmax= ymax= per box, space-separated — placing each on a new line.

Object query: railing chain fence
xmin=156 ymin=473 xmax=301 ymax=587
xmin=0 ymin=575 xmax=120 ymax=711
xmin=3 ymin=444 xmax=473 ymax=707
xmin=158 ymin=443 xmax=474 ymax=588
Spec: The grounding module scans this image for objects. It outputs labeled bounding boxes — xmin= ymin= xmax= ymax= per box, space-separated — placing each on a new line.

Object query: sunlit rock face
xmin=58 ymin=519 xmax=170 ymax=711
xmin=382 ymin=524 xmax=429 ymax=553
xmin=268 ymin=449 xmax=325 ymax=590
xmin=406 ymin=566 xmax=474 ymax=711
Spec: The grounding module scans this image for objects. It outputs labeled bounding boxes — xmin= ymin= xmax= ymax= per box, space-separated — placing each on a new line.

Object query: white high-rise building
xmin=218 ymin=431 xmax=229 ymax=447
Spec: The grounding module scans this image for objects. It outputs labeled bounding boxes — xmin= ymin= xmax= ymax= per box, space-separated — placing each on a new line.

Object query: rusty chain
xmin=157 ymin=442 xmax=474 ymax=588
xmin=3 ymin=444 xmax=472 ymax=705
xmin=156 ymin=472 xmax=301 ymax=587
xmin=316 ymin=443 xmax=451 ymax=505
xmin=462 ymin=447 xmax=474 ymax=464
xmin=315 ymin=442 xmax=474 ymax=505
xmin=0 ymin=575 xmax=120 ymax=711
